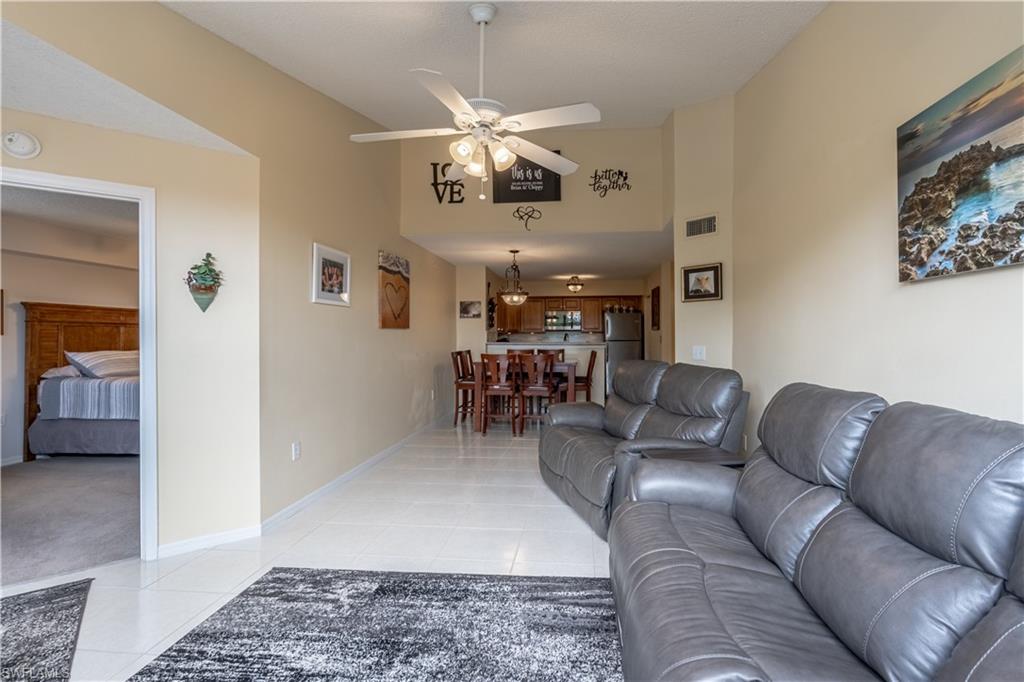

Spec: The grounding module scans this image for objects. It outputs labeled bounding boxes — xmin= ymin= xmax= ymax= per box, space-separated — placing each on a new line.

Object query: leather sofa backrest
xmin=602 ymin=360 xmax=667 ymax=439
xmin=734 ymin=384 xmax=887 ymax=579
xmin=635 ymin=364 xmax=742 ymax=447
xmin=794 ymin=403 xmax=1024 ymax=682
xmin=848 ymin=402 xmax=1024 ymax=579
xmin=757 ymin=382 xmax=887 ymax=489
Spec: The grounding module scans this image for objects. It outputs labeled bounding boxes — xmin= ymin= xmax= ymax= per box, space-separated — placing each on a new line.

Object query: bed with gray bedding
xmin=29 ymin=376 xmax=140 ymax=455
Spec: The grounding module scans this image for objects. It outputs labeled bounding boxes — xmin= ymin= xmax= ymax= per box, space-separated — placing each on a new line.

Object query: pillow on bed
xmin=65 ymin=350 xmax=139 ymax=378
xmin=41 ymin=365 xmax=82 ymax=379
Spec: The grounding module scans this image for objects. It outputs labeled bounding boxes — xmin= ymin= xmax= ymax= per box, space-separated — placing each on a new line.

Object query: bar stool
xmin=451 ymin=350 xmax=475 ymax=426
xmin=519 ymin=353 xmax=559 ymax=433
xmin=481 ymin=353 xmax=522 ymax=436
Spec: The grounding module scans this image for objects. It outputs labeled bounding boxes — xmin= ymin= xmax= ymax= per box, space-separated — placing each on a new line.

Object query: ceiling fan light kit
xmin=350 ymin=2 xmax=600 ymax=200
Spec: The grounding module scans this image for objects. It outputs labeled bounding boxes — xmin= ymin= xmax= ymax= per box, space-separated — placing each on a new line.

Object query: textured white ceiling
xmin=1 ymin=185 xmax=139 ymax=237
xmin=1 ymin=20 xmax=246 ymax=155
xmin=167 ymin=1 xmax=825 ymax=130
xmin=407 ymin=228 xmax=673 ymax=280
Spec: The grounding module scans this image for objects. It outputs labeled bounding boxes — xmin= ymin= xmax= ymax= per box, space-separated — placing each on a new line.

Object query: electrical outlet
xmin=430 ymin=389 xmax=435 ymax=401
xmin=692 ymin=345 xmax=706 ymax=361
xmin=291 ymin=441 xmax=302 ymax=462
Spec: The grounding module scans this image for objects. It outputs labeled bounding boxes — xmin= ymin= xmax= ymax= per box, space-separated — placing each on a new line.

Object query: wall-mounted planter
xmin=188 ymin=284 xmax=219 ymax=312
xmin=184 ymin=253 xmax=223 ymax=313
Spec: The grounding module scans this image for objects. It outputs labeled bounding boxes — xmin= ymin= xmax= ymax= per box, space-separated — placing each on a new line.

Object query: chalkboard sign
xmin=492 ymin=152 xmax=562 ymax=204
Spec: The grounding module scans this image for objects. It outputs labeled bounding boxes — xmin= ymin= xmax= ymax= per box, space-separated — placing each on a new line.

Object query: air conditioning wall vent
xmin=685 ymin=215 xmax=717 ymax=238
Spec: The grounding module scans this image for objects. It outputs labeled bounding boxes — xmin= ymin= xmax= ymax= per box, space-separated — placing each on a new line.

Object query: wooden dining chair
xmin=481 ymin=353 xmax=522 ymax=436
xmin=560 ymin=349 xmax=597 ymax=402
xmin=519 ymin=353 xmax=558 ymax=432
xmin=451 ymin=350 xmax=475 ymax=426
xmin=506 ymin=348 xmax=535 ymax=356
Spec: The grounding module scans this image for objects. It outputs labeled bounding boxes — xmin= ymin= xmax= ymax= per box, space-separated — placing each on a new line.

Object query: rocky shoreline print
xmin=898 ymin=140 xmax=1024 ymax=281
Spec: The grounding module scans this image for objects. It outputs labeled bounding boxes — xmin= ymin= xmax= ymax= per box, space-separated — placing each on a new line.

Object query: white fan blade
xmin=350 ymin=127 xmax=460 ymax=143
xmin=500 ymin=103 xmax=601 ymax=132
xmin=444 ymin=163 xmax=466 ymax=182
xmin=410 ymin=68 xmax=478 ymax=121
xmin=502 ymin=136 xmax=580 ymax=176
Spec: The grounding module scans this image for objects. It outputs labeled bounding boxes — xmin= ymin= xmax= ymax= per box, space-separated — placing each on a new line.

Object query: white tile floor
xmin=2 ymin=421 xmax=607 ymax=681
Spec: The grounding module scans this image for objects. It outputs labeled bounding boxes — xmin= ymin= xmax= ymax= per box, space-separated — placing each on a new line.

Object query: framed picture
xmin=897 ymin=47 xmax=1023 ymax=281
xmin=379 ymin=250 xmax=410 ymax=329
xmin=459 ymin=300 xmax=482 ymax=319
xmin=650 ymin=286 xmax=660 ymax=330
xmin=311 ymin=243 xmax=350 ymax=306
xmin=682 ymin=263 xmax=722 ymax=302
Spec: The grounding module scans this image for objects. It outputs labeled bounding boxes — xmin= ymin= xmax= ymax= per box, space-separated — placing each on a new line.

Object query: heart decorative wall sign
xmin=378 ymin=250 xmax=411 ymax=329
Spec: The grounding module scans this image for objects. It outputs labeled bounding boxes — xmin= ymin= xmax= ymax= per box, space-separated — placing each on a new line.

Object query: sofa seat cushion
xmin=610 ymin=501 xmax=877 ymax=682
xmin=668 ymin=505 xmax=783 ymax=578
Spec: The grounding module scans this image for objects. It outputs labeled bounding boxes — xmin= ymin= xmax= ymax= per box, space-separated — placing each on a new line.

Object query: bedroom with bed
xmin=1 ymin=186 xmax=142 ymax=585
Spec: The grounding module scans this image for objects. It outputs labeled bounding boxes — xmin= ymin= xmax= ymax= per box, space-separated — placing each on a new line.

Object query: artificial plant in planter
xmin=184 ymin=253 xmax=223 ymax=312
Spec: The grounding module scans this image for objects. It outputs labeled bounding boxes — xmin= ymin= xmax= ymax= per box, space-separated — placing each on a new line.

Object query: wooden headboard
xmin=22 ymin=302 xmax=138 ymax=461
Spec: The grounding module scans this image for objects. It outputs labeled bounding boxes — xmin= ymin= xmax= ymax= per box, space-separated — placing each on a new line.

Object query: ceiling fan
xmin=349 ymin=3 xmax=600 ymax=189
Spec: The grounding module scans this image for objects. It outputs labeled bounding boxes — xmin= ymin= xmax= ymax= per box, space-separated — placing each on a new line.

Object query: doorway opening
xmin=1 ymin=168 xmax=157 ymax=586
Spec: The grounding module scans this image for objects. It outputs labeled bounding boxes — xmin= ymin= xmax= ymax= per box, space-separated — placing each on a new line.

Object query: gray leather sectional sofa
xmin=538 ymin=360 xmax=750 ymax=539
xmin=608 ymin=382 xmax=1024 ymax=681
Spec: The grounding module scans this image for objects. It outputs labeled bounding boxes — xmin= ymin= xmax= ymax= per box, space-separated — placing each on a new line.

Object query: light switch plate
xmin=291 ymin=441 xmax=302 ymax=461
xmin=692 ymin=345 xmax=706 ymax=361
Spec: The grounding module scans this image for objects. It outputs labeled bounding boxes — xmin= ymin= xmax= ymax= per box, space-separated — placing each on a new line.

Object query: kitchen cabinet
xmin=601 ymin=297 xmax=621 ymax=311
xmin=521 ymin=299 xmax=545 ymax=332
xmin=621 ymin=296 xmax=642 ymax=311
xmin=562 ymin=298 xmax=581 ymax=310
xmin=545 ymin=298 xmax=563 ymax=310
xmin=581 ymin=298 xmax=603 ymax=332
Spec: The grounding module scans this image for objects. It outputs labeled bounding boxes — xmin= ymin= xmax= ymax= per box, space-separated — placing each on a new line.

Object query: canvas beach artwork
xmin=378 ymin=250 xmax=411 ymax=329
xmin=897 ymin=47 xmax=1024 ymax=282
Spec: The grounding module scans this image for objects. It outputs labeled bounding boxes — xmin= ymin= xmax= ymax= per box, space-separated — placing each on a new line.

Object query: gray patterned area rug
xmin=132 ymin=567 xmax=622 ymax=681
xmin=0 ymin=578 xmax=92 ymax=682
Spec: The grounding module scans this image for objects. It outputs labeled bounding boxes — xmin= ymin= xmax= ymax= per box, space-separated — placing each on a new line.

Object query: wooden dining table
xmin=471 ymin=359 xmax=576 ymax=432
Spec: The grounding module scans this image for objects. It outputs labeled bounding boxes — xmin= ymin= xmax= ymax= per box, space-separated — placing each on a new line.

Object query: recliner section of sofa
xmin=539 ymin=360 xmax=747 ymax=539
xmin=609 ymin=382 xmax=1024 ymax=682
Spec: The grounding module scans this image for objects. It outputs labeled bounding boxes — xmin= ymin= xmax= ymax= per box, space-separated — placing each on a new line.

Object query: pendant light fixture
xmin=499 ymin=249 xmax=529 ymax=306
xmin=566 ymin=275 xmax=584 ymax=293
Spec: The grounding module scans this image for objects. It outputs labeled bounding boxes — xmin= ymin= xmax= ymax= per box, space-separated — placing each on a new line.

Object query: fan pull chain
xmin=479 ymin=174 xmax=486 ymax=201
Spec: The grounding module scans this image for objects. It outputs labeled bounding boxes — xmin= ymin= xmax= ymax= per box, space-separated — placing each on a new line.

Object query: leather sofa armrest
xmin=626 ymin=459 xmax=741 ymax=516
xmin=546 ymin=402 xmax=605 ymax=430
xmin=612 ymin=438 xmax=717 ymax=509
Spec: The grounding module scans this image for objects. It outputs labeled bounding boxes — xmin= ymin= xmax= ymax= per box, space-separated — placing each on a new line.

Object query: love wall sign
xmin=378 ymin=250 xmax=410 ymax=329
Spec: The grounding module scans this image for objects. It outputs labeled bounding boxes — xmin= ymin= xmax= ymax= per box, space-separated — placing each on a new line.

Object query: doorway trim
xmin=1 ymin=166 xmax=158 ymax=561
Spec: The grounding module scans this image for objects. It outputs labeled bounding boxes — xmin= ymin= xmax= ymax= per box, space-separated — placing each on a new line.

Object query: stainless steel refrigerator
xmin=604 ymin=311 xmax=643 ymax=396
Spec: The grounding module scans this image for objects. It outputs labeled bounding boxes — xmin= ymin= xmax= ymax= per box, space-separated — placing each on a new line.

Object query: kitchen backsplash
xmin=491 ymin=331 xmax=606 ymax=344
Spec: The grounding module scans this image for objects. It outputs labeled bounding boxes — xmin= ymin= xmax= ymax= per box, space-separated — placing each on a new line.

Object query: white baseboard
xmin=261 ymin=417 xmax=448 ymax=533
xmin=158 ymin=524 xmax=261 ymax=559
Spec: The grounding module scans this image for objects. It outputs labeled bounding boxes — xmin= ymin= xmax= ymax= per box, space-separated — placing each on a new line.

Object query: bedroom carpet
xmin=1 ymin=456 xmax=139 ymax=585
xmin=0 ymin=578 xmax=92 ymax=682
xmin=131 ymin=567 xmax=622 ymax=681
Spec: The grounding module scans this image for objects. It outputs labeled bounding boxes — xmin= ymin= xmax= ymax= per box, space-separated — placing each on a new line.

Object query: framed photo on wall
xmin=378 ymin=250 xmax=411 ymax=329
xmin=681 ymin=263 xmax=722 ymax=302
xmin=311 ymin=242 xmax=351 ymax=306
xmin=459 ymin=300 xmax=482 ymax=319
xmin=651 ymin=286 xmax=661 ymax=330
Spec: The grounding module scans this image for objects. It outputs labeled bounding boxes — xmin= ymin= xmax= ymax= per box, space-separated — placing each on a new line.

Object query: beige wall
xmin=660 ymin=112 xmax=675 ymax=229
xmin=1 ymin=109 xmax=262 ymax=543
xmin=2 ymin=214 xmax=138 ymax=269
xmin=645 ymin=261 xmax=674 ymax=363
xmin=672 ymin=96 xmax=735 ymax=368
xmin=733 ymin=1 xmax=1024 ymax=447
xmin=1 ymin=248 xmax=138 ymax=462
xmin=3 ymin=2 xmax=457 ymax=524
xmin=518 ymin=279 xmax=645 ymax=297
xmin=401 ymin=129 xmax=662 ymax=236
xmin=455 ymin=265 xmax=487 ymax=357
